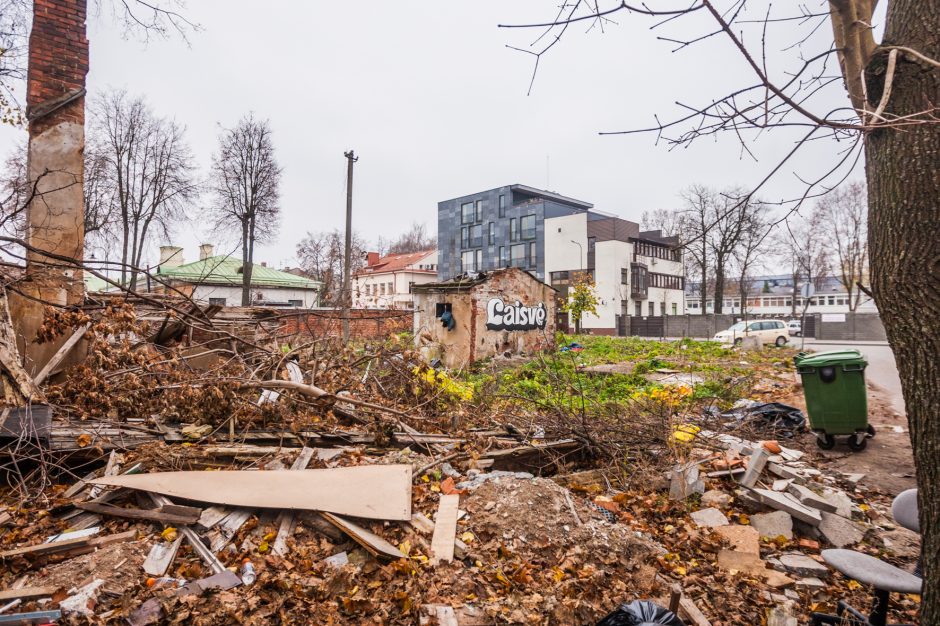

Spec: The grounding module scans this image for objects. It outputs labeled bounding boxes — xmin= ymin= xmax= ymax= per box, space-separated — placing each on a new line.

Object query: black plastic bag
xmin=745 ymin=402 xmax=807 ymax=434
xmin=596 ymin=600 xmax=686 ymax=626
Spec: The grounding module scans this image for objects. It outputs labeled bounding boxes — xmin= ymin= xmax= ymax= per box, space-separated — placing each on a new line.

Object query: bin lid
xmin=795 ymin=349 xmax=867 ymax=368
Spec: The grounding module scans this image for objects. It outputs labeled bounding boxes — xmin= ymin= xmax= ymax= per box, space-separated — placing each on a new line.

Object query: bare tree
xmin=90 ymin=90 xmax=196 ymax=290
xmin=732 ymin=202 xmax=770 ymax=323
xmin=209 ymin=114 xmax=281 ymax=306
xmin=640 ymin=208 xmax=684 ymax=238
xmin=0 ymin=142 xmax=28 ymax=237
xmin=385 ymin=221 xmax=436 ymax=254
xmin=707 ymin=189 xmax=753 ymax=315
xmin=0 ymin=0 xmax=28 ymax=126
xmin=679 ymin=185 xmax=712 ymax=314
xmin=817 ymin=181 xmax=869 ymax=311
xmin=778 ymin=209 xmax=831 ymax=316
xmin=296 ymin=229 xmax=368 ymax=305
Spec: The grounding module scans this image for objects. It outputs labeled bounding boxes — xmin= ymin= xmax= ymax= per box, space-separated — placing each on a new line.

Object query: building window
xmin=461 ymin=250 xmax=482 ymax=272
xmin=660 ymin=302 xmax=666 ymax=315
xmin=288 ymin=299 xmax=302 ymax=307
xmin=461 ymin=202 xmax=475 ymax=224
xmin=672 ymin=303 xmax=678 ymax=315
xmin=208 ymin=297 xmax=226 ymax=306
xmin=461 ymin=227 xmax=468 ymax=249
xmin=588 ymin=236 xmax=597 ymax=252
xmin=621 ymin=268 xmax=629 ymax=285
xmin=528 ymin=242 xmax=537 ymax=268
xmin=510 ymin=218 xmax=519 ymax=242
xmin=380 ymin=283 xmax=386 ymax=295
xmin=388 ymin=282 xmax=393 ymax=294
xmin=470 ymin=224 xmax=483 ymax=247
xmin=510 ymin=244 xmax=526 ymax=267
xmin=550 ymin=271 xmax=570 ymax=283
xmin=498 ymin=194 xmax=506 ymax=217
xmin=499 ymin=246 xmax=507 ymax=267
xmin=488 ymin=222 xmax=496 ymax=245
xmin=520 ymin=214 xmax=536 ymax=240
xmin=649 ymin=301 xmax=655 ymax=316
xmin=435 ymin=302 xmax=452 ymax=317
xmin=475 ymin=199 xmax=483 ymax=221
xmin=635 ymin=301 xmax=642 ymax=317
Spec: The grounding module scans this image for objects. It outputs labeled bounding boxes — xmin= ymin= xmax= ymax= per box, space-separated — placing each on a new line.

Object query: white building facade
xmin=685 ymin=275 xmax=878 ymax=317
xmin=544 ymin=212 xmax=685 ymax=335
xmin=353 ymin=249 xmax=438 ymax=309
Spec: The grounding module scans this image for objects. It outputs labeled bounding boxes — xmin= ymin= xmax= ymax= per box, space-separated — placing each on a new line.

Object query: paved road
xmin=799 ymin=338 xmax=905 ymax=415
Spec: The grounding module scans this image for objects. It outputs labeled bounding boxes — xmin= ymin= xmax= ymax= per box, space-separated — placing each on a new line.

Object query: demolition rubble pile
xmin=0 ymin=303 xmax=921 ymax=625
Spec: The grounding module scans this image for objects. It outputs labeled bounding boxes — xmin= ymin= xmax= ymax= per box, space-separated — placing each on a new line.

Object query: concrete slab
xmin=753 ymin=488 xmax=822 ymax=526
xmin=788 ymin=484 xmax=838 ymax=513
xmin=691 ymin=507 xmax=730 ymax=528
xmin=701 ymin=489 xmax=733 ymax=508
xmin=751 ymin=510 xmax=794 ymax=540
xmin=819 ymin=511 xmax=865 ymax=548
xmin=777 ymin=553 xmax=830 ymax=577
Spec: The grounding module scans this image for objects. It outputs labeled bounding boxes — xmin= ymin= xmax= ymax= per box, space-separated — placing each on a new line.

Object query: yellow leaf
xmin=847 ymin=580 xmax=862 ymax=590
xmin=258 ymin=540 xmax=269 ymax=553
xmin=76 ymin=433 xmax=92 ymax=448
xmin=460 ymin=532 xmax=475 ymax=543
xmin=674 ymin=566 xmax=687 ymax=576
xmin=430 ymin=484 xmax=441 ymax=493
xmin=161 ymin=527 xmax=178 ymax=542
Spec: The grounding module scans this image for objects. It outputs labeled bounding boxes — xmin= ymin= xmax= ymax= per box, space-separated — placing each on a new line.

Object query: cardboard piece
xmin=92 ymin=464 xmax=412 ymax=521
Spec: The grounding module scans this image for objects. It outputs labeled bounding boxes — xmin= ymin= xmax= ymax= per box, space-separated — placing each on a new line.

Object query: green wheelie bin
xmin=794 ymin=349 xmax=874 ymax=451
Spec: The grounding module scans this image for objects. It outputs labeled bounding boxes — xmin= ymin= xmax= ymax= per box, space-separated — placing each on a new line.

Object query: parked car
xmin=788 ymin=319 xmax=802 ymax=336
xmin=714 ymin=319 xmax=790 ymax=347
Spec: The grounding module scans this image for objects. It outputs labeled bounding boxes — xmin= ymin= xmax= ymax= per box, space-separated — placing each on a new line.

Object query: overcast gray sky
xmin=0 ymin=1 xmax=870 ymax=269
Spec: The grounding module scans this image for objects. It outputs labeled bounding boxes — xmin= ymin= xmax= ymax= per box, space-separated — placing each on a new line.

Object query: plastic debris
xmin=596 ymin=600 xmax=686 ymax=625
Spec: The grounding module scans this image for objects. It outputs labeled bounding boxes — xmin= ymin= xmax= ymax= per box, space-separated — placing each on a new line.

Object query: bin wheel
xmin=867 ymin=425 xmax=876 ymax=438
xmin=847 ymin=436 xmax=868 ymax=452
xmin=775 ymin=336 xmax=787 ymax=347
xmin=816 ymin=434 xmax=836 ymax=450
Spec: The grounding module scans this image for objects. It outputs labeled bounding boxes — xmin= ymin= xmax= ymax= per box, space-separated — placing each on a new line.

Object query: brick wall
xmin=279 ymin=309 xmax=414 ymax=341
xmin=27 ymin=0 xmax=89 ymax=131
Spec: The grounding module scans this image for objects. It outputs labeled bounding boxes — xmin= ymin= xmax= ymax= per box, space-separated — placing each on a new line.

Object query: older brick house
xmin=410 ymin=268 xmax=556 ymax=369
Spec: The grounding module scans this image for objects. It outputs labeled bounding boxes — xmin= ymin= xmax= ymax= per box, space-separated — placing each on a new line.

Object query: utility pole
xmin=342 ymin=150 xmax=358 ymax=342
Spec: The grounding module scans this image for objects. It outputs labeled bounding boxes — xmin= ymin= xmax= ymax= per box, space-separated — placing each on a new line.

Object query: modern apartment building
xmin=437 ymin=184 xmax=686 ymax=335
xmin=437 ymin=184 xmax=594 ymax=281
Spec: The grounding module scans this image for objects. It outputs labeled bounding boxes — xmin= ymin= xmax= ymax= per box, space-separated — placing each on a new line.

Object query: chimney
xmin=199 ymin=243 xmax=215 ymax=261
xmin=159 ymin=246 xmax=184 ymax=270
xmin=260 ymin=261 xmax=267 ymax=268
xmin=366 ymin=252 xmax=380 ymax=267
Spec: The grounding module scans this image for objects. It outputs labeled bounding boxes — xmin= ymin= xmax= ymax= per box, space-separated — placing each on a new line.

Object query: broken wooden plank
xmin=677 ymin=595 xmax=712 ymax=626
xmin=0 ymin=290 xmax=43 ymax=403
xmin=32 ymin=323 xmax=90 ymax=386
xmin=147 ymin=494 xmax=226 ymax=575
xmin=0 ymin=586 xmax=58 ymax=602
xmin=208 ymin=509 xmax=253 ymax=553
xmin=320 ymin=512 xmax=405 ymax=560
xmin=0 ymin=405 xmax=52 ymax=440
xmin=272 ymin=447 xmax=315 ymax=556
xmin=0 ymin=529 xmax=136 ymax=560
xmin=74 ymin=501 xmax=200 ymax=525
xmin=197 ymin=506 xmax=229 ymax=530
xmin=430 ymin=494 xmax=459 ymax=565
xmin=91 ymin=464 xmax=413 ymax=521
xmin=409 ymin=513 xmax=467 ymax=559
xmin=143 ymin=537 xmax=182 ymax=577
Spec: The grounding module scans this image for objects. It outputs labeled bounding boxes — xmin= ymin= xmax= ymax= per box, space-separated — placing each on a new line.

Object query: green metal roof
xmin=157 ymin=256 xmax=321 ymax=290
xmin=84 ymin=274 xmax=112 ymax=292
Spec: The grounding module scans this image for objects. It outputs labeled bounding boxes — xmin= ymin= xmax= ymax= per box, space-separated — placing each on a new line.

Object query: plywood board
xmin=430 ymin=494 xmax=460 ymax=564
xmin=91 ymin=464 xmax=412 ymax=521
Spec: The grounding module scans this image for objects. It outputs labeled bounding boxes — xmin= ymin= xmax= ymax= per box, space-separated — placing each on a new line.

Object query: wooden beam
xmin=32 ymin=323 xmax=89 ymax=386
xmin=74 ymin=502 xmax=200 ymax=525
xmin=272 ymin=447 xmax=315 ymax=556
xmin=320 ymin=512 xmax=404 ymax=560
xmin=0 ymin=586 xmax=59 ymax=602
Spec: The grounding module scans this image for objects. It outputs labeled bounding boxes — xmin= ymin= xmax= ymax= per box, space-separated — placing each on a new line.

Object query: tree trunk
xmin=241 ymin=221 xmax=251 ymax=306
xmin=865 ymin=1 xmax=940 ymax=621
xmin=713 ymin=261 xmax=725 ymax=314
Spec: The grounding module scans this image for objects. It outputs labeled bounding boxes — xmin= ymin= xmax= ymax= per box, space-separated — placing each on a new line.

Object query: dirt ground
xmin=779 ymin=380 xmax=916 ymax=497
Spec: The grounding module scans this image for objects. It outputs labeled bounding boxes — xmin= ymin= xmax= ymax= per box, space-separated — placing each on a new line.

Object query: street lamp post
xmin=570 ymin=240 xmax=583 ymax=271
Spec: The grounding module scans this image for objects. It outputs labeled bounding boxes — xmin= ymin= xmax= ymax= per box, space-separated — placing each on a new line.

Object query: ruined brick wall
xmin=27 ymin=0 xmax=89 ymax=133
xmin=12 ymin=0 xmax=90 ymax=374
xmin=280 ymin=309 xmax=414 ymax=341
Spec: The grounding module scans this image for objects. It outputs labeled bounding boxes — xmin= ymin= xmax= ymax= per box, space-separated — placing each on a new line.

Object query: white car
xmin=714 ymin=319 xmax=790 ymax=347
xmin=788 ymin=319 xmax=802 ymax=336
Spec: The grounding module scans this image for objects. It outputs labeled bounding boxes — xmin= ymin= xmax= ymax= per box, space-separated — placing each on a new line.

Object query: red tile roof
xmin=355 ymin=249 xmax=436 ymax=277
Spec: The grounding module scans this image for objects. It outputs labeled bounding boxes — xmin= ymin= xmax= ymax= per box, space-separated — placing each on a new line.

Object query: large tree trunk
xmin=865 ymin=1 xmax=940 ymax=621
xmin=241 ymin=221 xmax=251 ymax=306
